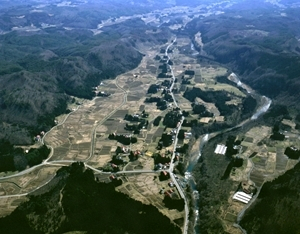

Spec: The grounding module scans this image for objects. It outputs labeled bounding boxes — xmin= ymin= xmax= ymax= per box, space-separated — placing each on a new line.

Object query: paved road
xmin=43 ymin=104 xmax=81 ymax=163
xmin=0 ymin=163 xmax=46 ymax=181
xmin=0 ymin=39 xmax=187 ymax=234
xmin=86 ymin=75 xmax=128 ymax=162
xmin=165 ymin=38 xmax=189 ymax=234
xmin=0 ymin=193 xmax=28 ymax=199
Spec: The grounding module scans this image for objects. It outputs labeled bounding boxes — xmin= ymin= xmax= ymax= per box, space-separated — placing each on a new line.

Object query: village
xmin=0 ymin=34 xmax=260 ymax=230
xmin=1 ymin=29 xmax=300 ymax=234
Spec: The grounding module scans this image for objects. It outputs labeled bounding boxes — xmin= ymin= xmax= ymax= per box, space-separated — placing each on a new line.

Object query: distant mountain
xmin=0 ymin=162 xmax=181 ymax=234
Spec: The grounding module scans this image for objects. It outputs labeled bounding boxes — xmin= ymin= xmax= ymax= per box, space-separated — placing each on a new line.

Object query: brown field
xmin=115 ymin=173 xmax=185 ymax=224
xmin=0 ymin=34 xmax=238 ymax=222
xmin=0 ymin=196 xmax=29 ymax=218
xmin=229 ymin=124 xmax=300 ymax=197
xmin=0 ymin=166 xmax=58 ymax=201
xmin=223 ymin=123 xmax=300 ymax=230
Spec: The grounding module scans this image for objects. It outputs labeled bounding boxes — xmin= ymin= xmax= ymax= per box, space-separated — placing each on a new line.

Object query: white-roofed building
xmin=233 ymin=191 xmax=252 ymax=204
xmin=214 ymin=144 xmax=227 ymax=155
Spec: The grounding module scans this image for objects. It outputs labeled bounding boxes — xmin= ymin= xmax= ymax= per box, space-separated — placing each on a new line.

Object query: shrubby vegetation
xmin=158 ymin=133 xmax=173 ymax=148
xmin=241 ymin=96 xmax=257 ymax=116
xmin=263 ymin=105 xmax=290 ymax=124
xmin=147 ymin=84 xmax=160 ymax=94
xmin=221 ymin=158 xmax=243 ymax=180
xmin=192 ymin=131 xmax=241 ymax=233
xmin=270 ymin=124 xmax=285 ymax=141
xmin=215 ymin=75 xmax=236 ymax=86
xmin=176 ymin=144 xmax=189 ymax=154
xmin=294 ymin=114 xmax=300 ymax=130
xmin=284 ymin=147 xmax=300 ymax=160
xmin=177 ymin=129 xmax=186 ymax=140
xmin=124 ymin=119 xmax=148 ymax=134
xmin=163 ymin=93 xmax=174 ymax=102
xmin=152 ymin=153 xmax=171 ymax=165
xmin=163 ymin=111 xmax=182 ymax=128
xmin=182 ymin=119 xmax=198 ymax=128
xmin=153 ymin=116 xmax=162 ymax=126
xmin=145 ymin=97 xmax=168 ymax=110
xmin=192 ymin=103 xmax=213 ymax=117
xmin=108 ymin=134 xmax=137 ymax=145
xmin=163 ymin=196 xmax=185 ymax=211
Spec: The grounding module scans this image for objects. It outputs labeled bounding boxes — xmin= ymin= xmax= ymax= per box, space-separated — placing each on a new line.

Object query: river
xmin=191 ymin=42 xmax=200 ymax=56
xmin=185 ymin=73 xmax=272 ymax=234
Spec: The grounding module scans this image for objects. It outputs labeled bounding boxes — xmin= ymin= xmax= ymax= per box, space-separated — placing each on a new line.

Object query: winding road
xmin=0 ymin=68 xmax=130 ymax=198
xmin=0 ymin=37 xmax=191 ymax=234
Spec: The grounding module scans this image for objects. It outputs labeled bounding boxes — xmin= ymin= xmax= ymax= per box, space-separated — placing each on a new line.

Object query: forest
xmin=185 ymin=2 xmax=300 ymax=103
xmin=0 ymin=140 xmax=50 ymax=172
xmin=184 ymin=87 xmax=235 ymax=116
xmin=0 ymin=4 xmax=173 ymax=146
xmin=0 ymin=162 xmax=181 ymax=234
xmin=240 ymin=162 xmax=300 ymax=234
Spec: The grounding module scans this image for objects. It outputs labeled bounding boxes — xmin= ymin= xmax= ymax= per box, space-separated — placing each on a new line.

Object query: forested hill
xmin=185 ymin=0 xmax=300 ymax=104
xmin=0 ymin=26 xmax=142 ymax=144
xmin=0 ymin=162 xmax=181 ymax=234
xmin=0 ymin=3 xmax=171 ymax=144
xmin=240 ymin=161 xmax=300 ymax=234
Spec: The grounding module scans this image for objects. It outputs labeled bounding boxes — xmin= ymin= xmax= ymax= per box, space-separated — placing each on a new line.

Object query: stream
xmin=191 ymin=42 xmax=200 ymax=56
xmin=184 ymin=73 xmax=272 ymax=234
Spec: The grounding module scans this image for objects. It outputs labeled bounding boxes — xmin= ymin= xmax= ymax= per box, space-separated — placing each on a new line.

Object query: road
xmin=86 ymin=75 xmax=128 ymax=162
xmin=165 ymin=38 xmax=189 ymax=234
xmin=0 ymin=38 xmax=188 ymax=234
xmin=42 ymin=103 xmax=81 ymax=163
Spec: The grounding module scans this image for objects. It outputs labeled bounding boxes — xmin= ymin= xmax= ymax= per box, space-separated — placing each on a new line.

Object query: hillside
xmin=0 ymin=162 xmax=181 ymax=234
xmin=185 ymin=0 xmax=300 ymax=104
xmin=240 ymin=162 xmax=300 ymax=234
xmin=0 ymin=2 xmax=171 ymax=144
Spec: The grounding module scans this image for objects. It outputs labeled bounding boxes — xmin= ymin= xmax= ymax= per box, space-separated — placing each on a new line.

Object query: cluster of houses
xmin=164 ymin=189 xmax=176 ymax=198
xmin=121 ymin=145 xmax=130 ymax=153
xmin=129 ymin=150 xmax=142 ymax=161
xmin=111 ymin=132 xmax=132 ymax=138
xmin=159 ymin=170 xmax=170 ymax=180
xmin=34 ymin=131 xmax=45 ymax=142
xmin=154 ymin=162 xmax=170 ymax=170
xmin=102 ymin=163 xmax=120 ymax=172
